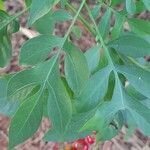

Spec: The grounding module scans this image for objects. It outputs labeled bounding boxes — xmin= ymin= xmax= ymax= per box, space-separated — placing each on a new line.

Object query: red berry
xmin=53 ymin=144 xmax=59 ymax=150
xmin=72 ymin=142 xmax=78 ymax=150
xmin=83 ymin=144 xmax=88 ymax=150
xmin=85 ymin=136 xmax=95 ymax=145
xmin=77 ymin=139 xmax=86 ymax=144
xmin=72 ymin=138 xmax=89 ymax=150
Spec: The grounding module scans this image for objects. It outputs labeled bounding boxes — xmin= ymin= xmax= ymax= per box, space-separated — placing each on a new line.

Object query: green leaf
xmin=0 ymin=10 xmax=20 ymax=67
xmin=117 ymin=64 xmax=150 ymax=98
xmin=96 ymin=112 xmax=124 ymax=141
xmin=0 ymin=77 xmax=20 ymax=116
xmin=75 ymin=66 xmax=111 ymax=112
xmin=0 ymin=10 xmax=21 ymax=31
xmin=135 ymin=1 xmax=146 ymax=13
xmin=9 ymin=90 xmax=44 ymax=149
xmin=126 ymin=0 xmax=136 ymax=15
xmin=33 ymin=11 xmax=54 ymax=34
xmin=0 ymin=0 xmax=4 ymax=10
xmin=44 ymin=111 xmax=94 ymax=142
xmin=0 ymin=31 xmax=11 ymax=67
xmin=84 ymin=45 xmax=100 ymax=73
xmin=61 ymin=77 xmax=74 ymax=99
xmin=82 ymin=74 xmax=150 ymax=140
xmin=0 ymin=11 xmax=11 ymax=67
xmin=81 ymin=109 xmax=123 ymax=141
xmin=28 ymin=0 xmax=55 ymax=26
xmin=7 ymin=57 xmax=56 ymax=96
xmin=8 ymin=19 xmax=20 ymax=33
xmin=8 ymin=58 xmax=72 ymax=148
xmin=124 ymin=111 xmax=137 ymax=140
xmin=8 ymin=0 xmax=87 ymax=147
xmin=111 ymin=12 xmax=125 ymax=39
xmin=25 ymin=0 xmax=32 ymax=7
xmin=111 ymin=0 xmax=124 ymax=6
xmin=20 ymin=35 xmax=63 ymax=65
xmin=33 ymin=10 xmax=72 ymax=34
xmin=47 ymin=61 xmax=72 ymax=134
xmin=126 ymin=84 xmax=146 ymax=100
xmin=108 ymin=34 xmax=150 ymax=57
xmin=64 ymin=42 xmax=90 ymax=95
xmin=52 ymin=9 xmax=72 ymax=22
xmin=71 ymin=26 xmax=82 ymax=39
xmin=98 ymin=8 xmax=111 ymax=39
xmin=128 ymin=18 xmax=150 ymax=35
xmin=142 ymin=0 xmax=150 ymax=11
xmin=60 ymin=0 xmax=68 ymax=8
xmin=91 ymin=5 xmax=101 ymax=19
xmin=127 ymin=108 xmax=150 ymax=136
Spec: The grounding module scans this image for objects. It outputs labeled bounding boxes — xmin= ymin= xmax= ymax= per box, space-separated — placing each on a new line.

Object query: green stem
xmin=85 ymin=3 xmax=115 ymax=68
xmin=85 ymin=3 xmax=123 ymax=81
xmin=64 ymin=0 xmax=87 ymax=40
xmin=127 ymin=56 xmax=149 ymax=70
xmin=40 ymin=0 xmax=87 ymax=91
xmin=66 ymin=2 xmax=96 ymax=36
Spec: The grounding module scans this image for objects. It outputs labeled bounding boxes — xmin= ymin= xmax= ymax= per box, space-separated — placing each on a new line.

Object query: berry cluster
xmin=52 ymin=136 xmax=95 ymax=150
xmin=72 ymin=136 xmax=95 ymax=150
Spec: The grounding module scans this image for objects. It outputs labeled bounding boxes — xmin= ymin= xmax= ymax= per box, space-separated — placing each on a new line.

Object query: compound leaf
xmin=82 ymin=74 xmax=150 ymax=140
xmin=28 ymin=0 xmax=55 ymax=25
xmin=75 ymin=66 xmax=111 ymax=112
xmin=84 ymin=45 xmax=100 ymax=73
xmin=20 ymin=35 xmax=63 ymax=65
xmin=64 ymin=42 xmax=90 ymax=95
xmin=126 ymin=0 xmax=136 ymax=15
xmin=98 ymin=8 xmax=111 ymax=39
xmin=47 ymin=61 xmax=72 ymax=135
xmin=128 ymin=18 xmax=150 ymax=35
xmin=142 ymin=0 xmax=150 ymax=11
xmin=108 ymin=34 xmax=150 ymax=57
xmin=7 ymin=57 xmax=55 ymax=97
xmin=117 ymin=64 xmax=150 ymax=98
xmin=0 ymin=77 xmax=20 ymax=116
xmin=9 ymin=91 xmax=44 ymax=149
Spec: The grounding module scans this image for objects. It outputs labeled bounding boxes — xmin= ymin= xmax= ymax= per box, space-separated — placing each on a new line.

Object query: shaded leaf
xmin=117 ymin=64 xmax=150 ymax=98
xmin=142 ymin=0 xmax=150 ymax=11
xmin=108 ymin=34 xmax=150 ymax=57
xmin=126 ymin=0 xmax=136 ymax=15
xmin=128 ymin=18 xmax=150 ymax=35
xmin=20 ymin=35 xmax=63 ymax=65
xmin=0 ymin=77 xmax=20 ymax=116
xmin=81 ymin=74 xmax=150 ymax=140
xmin=44 ymin=110 xmax=94 ymax=142
xmin=28 ymin=0 xmax=55 ymax=25
xmin=98 ymin=8 xmax=111 ymax=39
xmin=75 ymin=66 xmax=111 ymax=112
xmin=64 ymin=42 xmax=90 ymax=95
xmin=84 ymin=45 xmax=100 ymax=73
xmin=9 ymin=91 xmax=44 ymax=149
xmin=47 ymin=61 xmax=72 ymax=134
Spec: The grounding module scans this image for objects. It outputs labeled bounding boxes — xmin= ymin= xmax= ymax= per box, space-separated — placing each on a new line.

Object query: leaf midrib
xmin=47 ymin=81 xmax=64 ymax=133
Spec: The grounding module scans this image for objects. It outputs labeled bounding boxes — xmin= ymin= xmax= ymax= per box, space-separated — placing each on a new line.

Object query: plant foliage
xmin=0 ymin=0 xmax=150 ymax=149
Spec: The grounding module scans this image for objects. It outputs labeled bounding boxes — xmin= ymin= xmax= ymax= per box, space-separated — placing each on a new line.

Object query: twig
xmin=19 ymin=27 xmax=39 ymax=39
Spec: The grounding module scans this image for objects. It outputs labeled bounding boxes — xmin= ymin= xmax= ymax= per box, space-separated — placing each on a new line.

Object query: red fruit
xmin=83 ymin=144 xmax=88 ymax=150
xmin=85 ymin=136 xmax=95 ymax=145
xmin=72 ymin=142 xmax=78 ymax=150
xmin=72 ymin=138 xmax=89 ymax=150
xmin=53 ymin=144 xmax=59 ymax=150
xmin=77 ymin=139 xmax=86 ymax=144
